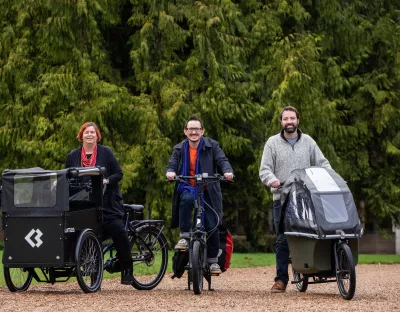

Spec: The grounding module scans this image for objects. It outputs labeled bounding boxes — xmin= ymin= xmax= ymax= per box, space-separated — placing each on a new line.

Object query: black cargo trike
xmin=279 ymin=167 xmax=363 ymax=300
xmin=1 ymin=166 xmax=106 ymax=293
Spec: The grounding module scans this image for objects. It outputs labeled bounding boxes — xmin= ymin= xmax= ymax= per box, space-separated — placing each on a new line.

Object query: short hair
xmin=76 ymin=122 xmax=102 ymax=142
xmin=184 ymin=116 xmax=204 ymax=129
xmin=279 ymin=106 xmax=300 ymax=120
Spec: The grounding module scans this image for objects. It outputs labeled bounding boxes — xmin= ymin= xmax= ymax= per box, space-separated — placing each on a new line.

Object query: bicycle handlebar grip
xmin=68 ymin=168 xmax=79 ymax=178
xmin=99 ymin=166 xmax=106 ymax=175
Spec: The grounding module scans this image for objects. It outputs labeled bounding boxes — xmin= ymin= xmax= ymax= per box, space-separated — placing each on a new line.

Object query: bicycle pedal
xmin=211 ymin=273 xmax=220 ymax=277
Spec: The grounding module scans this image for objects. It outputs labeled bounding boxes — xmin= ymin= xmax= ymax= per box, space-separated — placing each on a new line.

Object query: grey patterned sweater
xmin=259 ymin=129 xmax=331 ymax=201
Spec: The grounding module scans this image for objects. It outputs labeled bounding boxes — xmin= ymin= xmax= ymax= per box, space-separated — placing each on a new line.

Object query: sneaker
xmin=121 ymin=269 xmax=134 ymax=285
xmin=174 ymin=239 xmax=188 ymax=250
xmin=209 ymin=263 xmax=222 ymax=274
xmin=271 ymin=281 xmax=286 ymax=293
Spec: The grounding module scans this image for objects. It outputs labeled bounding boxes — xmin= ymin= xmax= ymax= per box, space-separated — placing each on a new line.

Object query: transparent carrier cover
xmin=279 ymin=167 xmax=362 ymax=239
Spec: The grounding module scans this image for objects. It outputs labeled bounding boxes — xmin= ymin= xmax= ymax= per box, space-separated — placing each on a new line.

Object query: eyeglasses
xmin=186 ymin=128 xmax=203 ymax=133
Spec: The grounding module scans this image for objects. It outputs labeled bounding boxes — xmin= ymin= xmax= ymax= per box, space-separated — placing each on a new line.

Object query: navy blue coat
xmin=166 ymin=137 xmax=233 ymax=229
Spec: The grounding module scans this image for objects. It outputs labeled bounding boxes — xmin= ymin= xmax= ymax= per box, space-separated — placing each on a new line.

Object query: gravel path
xmin=0 ymin=264 xmax=397 ymax=312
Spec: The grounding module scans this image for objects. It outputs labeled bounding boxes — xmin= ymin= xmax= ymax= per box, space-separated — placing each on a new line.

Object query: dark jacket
xmin=65 ymin=144 xmax=124 ymax=221
xmin=166 ymin=137 xmax=233 ymax=228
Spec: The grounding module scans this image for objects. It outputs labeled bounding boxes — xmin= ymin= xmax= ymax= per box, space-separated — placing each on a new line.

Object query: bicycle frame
xmin=102 ymin=204 xmax=168 ymax=290
xmin=102 ymin=208 xmax=165 ymax=264
xmin=188 ymin=175 xmax=208 ymax=272
xmin=174 ymin=173 xmax=228 ymax=293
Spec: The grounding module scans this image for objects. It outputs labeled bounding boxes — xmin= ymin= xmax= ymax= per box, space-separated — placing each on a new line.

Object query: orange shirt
xmin=189 ymin=146 xmax=197 ymax=186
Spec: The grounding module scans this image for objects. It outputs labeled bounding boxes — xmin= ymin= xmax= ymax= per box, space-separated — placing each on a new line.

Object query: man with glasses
xmin=166 ymin=116 xmax=234 ymax=274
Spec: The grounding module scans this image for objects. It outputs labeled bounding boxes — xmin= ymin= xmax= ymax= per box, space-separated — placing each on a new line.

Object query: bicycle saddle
xmin=123 ymin=204 xmax=144 ymax=212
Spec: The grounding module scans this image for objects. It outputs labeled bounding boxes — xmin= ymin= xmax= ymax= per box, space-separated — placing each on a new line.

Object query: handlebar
xmin=68 ymin=166 xmax=106 ymax=178
xmin=178 ymin=173 xmax=226 ymax=180
xmin=275 ymin=181 xmax=285 ymax=190
xmin=169 ymin=173 xmax=233 ymax=185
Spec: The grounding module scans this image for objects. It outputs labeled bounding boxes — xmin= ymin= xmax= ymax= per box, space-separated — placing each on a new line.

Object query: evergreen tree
xmin=1 ymin=0 xmax=400 ymax=249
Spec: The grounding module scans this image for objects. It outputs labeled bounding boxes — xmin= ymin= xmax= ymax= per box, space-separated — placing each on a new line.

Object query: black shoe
xmin=121 ymin=269 xmax=134 ymax=285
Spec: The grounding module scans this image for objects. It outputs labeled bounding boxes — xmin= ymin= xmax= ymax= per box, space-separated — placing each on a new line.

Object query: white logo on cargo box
xmin=25 ymin=229 xmax=43 ymax=248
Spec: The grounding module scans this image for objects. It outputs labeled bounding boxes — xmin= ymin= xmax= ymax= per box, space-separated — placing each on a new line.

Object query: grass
xmin=358 ymin=254 xmax=400 ymax=264
xmin=229 ymin=253 xmax=400 ymax=267
xmin=1 ymin=251 xmax=400 ymax=287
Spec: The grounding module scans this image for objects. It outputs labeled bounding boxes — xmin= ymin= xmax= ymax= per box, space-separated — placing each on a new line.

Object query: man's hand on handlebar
xmin=224 ymin=172 xmax=234 ymax=181
xmin=166 ymin=172 xmax=176 ymax=181
xmin=270 ymin=179 xmax=281 ymax=188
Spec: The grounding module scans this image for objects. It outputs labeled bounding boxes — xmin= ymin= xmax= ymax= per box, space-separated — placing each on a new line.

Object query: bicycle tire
xmin=191 ymin=240 xmax=203 ymax=295
xmin=3 ymin=267 xmax=33 ymax=292
xmin=130 ymin=226 xmax=168 ymax=290
xmin=291 ymin=265 xmax=308 ymax=292
xmin=75 ymin=229 xmax=103 ymax=293
xmin=335 ymin=242 xmax=356 ymax=300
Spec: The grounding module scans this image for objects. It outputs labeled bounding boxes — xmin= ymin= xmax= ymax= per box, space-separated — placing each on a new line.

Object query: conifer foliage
xmin=1 ymin=0 xmax=400 ymax=247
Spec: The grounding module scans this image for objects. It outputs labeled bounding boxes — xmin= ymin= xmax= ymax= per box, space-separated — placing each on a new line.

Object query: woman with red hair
xmin=65 ymin=122 xmax=133 ymax=285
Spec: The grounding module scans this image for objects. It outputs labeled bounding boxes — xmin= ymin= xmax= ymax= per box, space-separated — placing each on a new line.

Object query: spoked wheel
xmin=3 ymin=267 xmax=33 ymax=292
xmin=191 ymin=240 xmax=204 ymax=295
xmin=291 ymin=265 xmax=308 ymax=292
xmin=75 ymin=229 xmax=103 ymax=293
xmin=130 ymin=226 xmax=168 ymax=290
xmin=335 ymin=243 xmax=356 ymax=300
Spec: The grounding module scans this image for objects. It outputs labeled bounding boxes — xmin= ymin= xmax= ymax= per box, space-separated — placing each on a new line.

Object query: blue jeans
xmin=179 ymin=192 xmax=220 ymax=263
xmin=273 ymin=200 xmax=289 ymax=285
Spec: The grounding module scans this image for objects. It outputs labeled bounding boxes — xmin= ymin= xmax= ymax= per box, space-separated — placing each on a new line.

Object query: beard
xmin=188 ymin=136 xmax=200 ymax=144
xmin=284 ymin=124 xmax=297 ymax=133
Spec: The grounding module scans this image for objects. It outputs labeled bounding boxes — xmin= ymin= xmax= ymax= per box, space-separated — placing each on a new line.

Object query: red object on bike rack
xmin=218 ymin=225 xmax=233 ymax=272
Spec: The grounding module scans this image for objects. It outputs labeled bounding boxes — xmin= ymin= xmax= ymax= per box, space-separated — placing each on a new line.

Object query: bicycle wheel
xmin=75 ymin=229 xmax=103 ymax=293
xmin=335 ymin=242 xmax=356 ymax=300
xmin=291 ymin=265 xmax=308 ymax=292
xmin=3 ymin=267 xmax=33 ymax=292
xmin=191 ymin=240 xmax=203 ymax=295
xmin=130 ymin=226 xmax=168 ymax=290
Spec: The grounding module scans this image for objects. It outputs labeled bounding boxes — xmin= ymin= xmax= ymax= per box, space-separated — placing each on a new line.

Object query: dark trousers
xmin=273 ymin=200 xmax=289 ymax=285
xmin=103 ymin=218 xmax=132 ymax=270
xmin=179 ymin=192 xmax=220 ymax=262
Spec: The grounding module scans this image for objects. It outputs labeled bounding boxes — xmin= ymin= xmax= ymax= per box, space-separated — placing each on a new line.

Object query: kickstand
xmin=204 ymin=273 xmax=214 ymax=291
xmin=187 ymin=270 xmax=191 ymax=290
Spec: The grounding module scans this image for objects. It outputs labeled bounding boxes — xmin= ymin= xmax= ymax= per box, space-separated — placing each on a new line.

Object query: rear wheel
xmin=336 ymin=243 xmax=356 ymax=300
xmin=130 ymin=226 xmax=168 ymax=290
xmin=75 ymin=230 xmax=103 ymax=293
xmin=291 ymin=265 xmax=308 ymax=292
xmin=4 ymin=267 xmax=32 ymax=292
xmin=191 ymin=240 xmax=204 ymax=295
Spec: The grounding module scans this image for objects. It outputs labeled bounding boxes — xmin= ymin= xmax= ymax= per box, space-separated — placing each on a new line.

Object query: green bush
xmin=233 ymin=234 xmax=276 ymax=253
xmin=232 ymin=235 xmax=253 ymax=252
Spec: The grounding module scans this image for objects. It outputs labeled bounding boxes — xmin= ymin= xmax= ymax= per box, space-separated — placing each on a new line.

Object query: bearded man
xmin=259 ymin=106 xmax=332 ymax=293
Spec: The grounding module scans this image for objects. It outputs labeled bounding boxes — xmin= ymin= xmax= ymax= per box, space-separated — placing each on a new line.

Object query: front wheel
xmin=291 ymin=265 xmax=308 ymax=292
xmin=335 ymin=242 xmax=356 ymax=300
xmin=191 ymin=240 xmax=204 ymax=295
xmin=75 ymin=229 xmax=103 ymax=293
xmin=130 ymin=226 xmax=168 ymax=290
xmin=4 ymin=267 xmax=33 ymax=292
